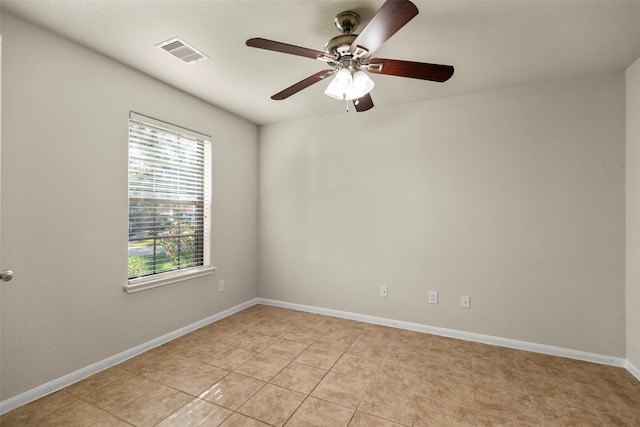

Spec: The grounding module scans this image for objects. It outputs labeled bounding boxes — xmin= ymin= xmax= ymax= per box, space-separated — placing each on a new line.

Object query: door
xmin=1 ymin=34 xmax=4 ymax=282
xmin=1 ymin=34 xmax=12 ymax=284
xmin=0 ymin=34 xmax=9 ymax=285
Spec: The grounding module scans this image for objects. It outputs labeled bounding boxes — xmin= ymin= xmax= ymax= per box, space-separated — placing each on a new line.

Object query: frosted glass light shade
xmin=324 ymin=68 xmax=353 ymax=100
xmin=324 ymin=68 xmax=374 ymax=101
xmin=352 ymin=71 xmax=375 ymax=98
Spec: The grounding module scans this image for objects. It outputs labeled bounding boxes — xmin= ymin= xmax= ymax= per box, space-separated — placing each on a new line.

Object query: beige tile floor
xmin=2 ymin=304 xmax=640 ymax=426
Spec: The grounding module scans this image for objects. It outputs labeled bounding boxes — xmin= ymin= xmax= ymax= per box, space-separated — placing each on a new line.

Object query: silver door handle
xmin=1 ymin=270 xmax=14 ymax=282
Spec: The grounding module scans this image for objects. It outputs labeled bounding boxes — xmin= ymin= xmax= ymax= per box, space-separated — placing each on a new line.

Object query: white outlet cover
xmin=461 ymin=295 xmax=470 ymax=308
xmin=429 ymin=291 xmax=438 ymax=304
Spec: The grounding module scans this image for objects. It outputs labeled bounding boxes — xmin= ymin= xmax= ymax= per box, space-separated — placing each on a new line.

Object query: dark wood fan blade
xmin=247 ymin=38 xmax=337 ymax=62
xmin=271 ymin=70 xmax=335 ymax=100
xmin=349 ymin=0 xmax=418 ymax=58
xmin=353 ymin=93 xmax=374 ymax=112
xmin=367 ymin=58 xmax=454 ymax=82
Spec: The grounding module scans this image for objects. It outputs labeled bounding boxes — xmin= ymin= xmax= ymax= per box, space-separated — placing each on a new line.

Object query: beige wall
xmin=626 ymin=57 xmax=640 ymax=371
xmin=258 ymin=73 xmax=626 ymax=357
xmin=0 ymin=12 xmax=258 ymax=401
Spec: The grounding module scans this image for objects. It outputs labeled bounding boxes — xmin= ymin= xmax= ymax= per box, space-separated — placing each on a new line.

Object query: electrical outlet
xmin=380 ymin=286 xmax=388 ymax=297
xmin=429 ymin=291 xmax=438 ymax=304
xmin=461 ymin=295 xmax=470 ymax=309
xmin=218 ymin=280 xmax=225 ymax=292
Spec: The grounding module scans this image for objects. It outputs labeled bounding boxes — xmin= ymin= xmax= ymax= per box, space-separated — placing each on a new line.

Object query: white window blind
xmin=126 ymin=112 xmax=213 ymax=292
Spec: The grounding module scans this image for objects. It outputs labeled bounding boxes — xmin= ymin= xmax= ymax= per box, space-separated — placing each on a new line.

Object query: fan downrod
xmin=325 ymin=11 xmax=360 ymax=55
xmin=334 ymin=11 xmax=360 ymax=34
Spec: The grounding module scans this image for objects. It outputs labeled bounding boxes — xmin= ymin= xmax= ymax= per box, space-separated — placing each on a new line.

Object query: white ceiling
xmin=2 ymin=0 xmax=640 ymax=125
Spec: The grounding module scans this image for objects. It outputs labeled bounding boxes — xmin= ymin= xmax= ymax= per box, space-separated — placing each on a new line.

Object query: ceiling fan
xmin=246 ymin=0 xmax=454 ymax=112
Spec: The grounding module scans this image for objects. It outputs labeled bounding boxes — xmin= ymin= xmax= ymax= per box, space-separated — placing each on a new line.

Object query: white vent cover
xmin=156 ymin=37 xmax=209 ymax=63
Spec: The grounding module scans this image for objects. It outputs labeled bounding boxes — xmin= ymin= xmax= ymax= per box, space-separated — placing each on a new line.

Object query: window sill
xmin=124 ymin=266 xmax=217 ymax=293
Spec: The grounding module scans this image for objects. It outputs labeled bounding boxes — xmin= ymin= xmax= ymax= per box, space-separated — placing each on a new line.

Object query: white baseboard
xmin=0 ymin=298 xmax=258 ymax=415
xmin=2 ymin=296 xmax=636 ymax=415
xmin=257 ymin=298 xmax=628 ymax=368
xmin=626 ymin=359 xmax=640 ymax=382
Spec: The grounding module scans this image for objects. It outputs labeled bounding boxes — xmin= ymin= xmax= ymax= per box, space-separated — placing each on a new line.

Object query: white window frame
xmin=125 ymin=112 xmax=215 ymax=293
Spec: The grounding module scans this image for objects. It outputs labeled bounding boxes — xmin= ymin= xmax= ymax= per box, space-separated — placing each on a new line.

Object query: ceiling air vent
xmin=156 ymin=37 xmax=209 ymax=63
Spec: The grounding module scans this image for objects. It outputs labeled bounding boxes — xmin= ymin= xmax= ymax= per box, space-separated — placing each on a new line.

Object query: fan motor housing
xmin=324 ymin=34 xmax=357 ymax=56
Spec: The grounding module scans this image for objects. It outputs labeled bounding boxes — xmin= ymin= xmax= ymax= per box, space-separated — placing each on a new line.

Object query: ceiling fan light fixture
xmin=324 ymin=68 xmax=374 ymax=101
xmin=247 ymin=1 xmax=454 ymax=112
xmin=324 ymin=68 xmax=353 ymax=100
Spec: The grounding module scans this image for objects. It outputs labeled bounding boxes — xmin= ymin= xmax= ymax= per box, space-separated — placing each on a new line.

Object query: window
xmin=126 ymin=112 xmax=213 ymax=293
